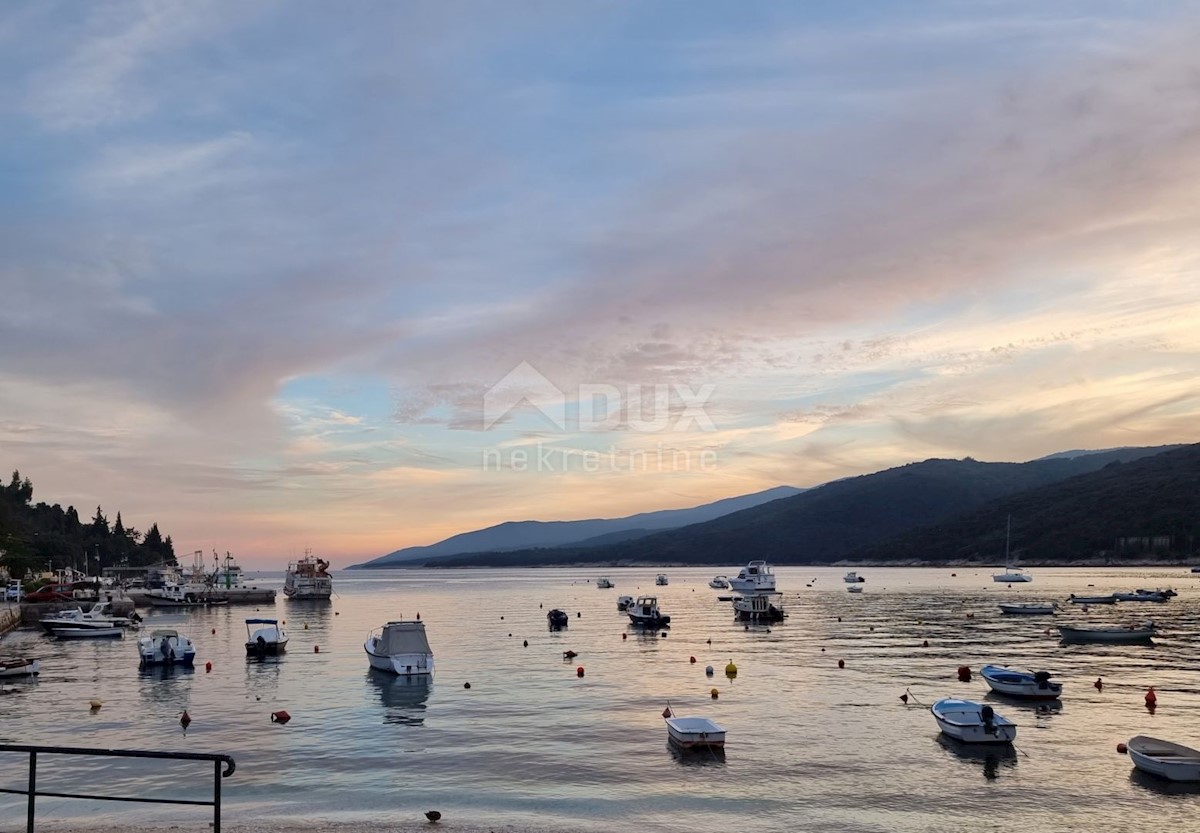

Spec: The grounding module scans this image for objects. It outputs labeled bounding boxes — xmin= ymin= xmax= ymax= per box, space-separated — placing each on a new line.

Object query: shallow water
xmin=2 ymin=566 xmax=1199 ymax=832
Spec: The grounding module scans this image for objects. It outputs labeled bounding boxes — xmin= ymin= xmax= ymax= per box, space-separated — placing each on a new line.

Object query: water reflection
xmin=667 ymin=741 xmax=726 ymax=767
xmin=367 ymin=671 xmax=431 ymax=726
xmin=936 ymin=735 xmax=1018 ymax=780
xmin=1128 ymin=767 xmax=1200 ymax=795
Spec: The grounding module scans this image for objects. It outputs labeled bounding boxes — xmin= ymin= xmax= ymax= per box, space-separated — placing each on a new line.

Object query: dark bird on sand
xmin=425 ymin=810 xmax=442 ymax=822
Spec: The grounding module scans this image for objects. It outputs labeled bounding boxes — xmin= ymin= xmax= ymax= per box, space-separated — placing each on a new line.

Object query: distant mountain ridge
xmin=350 ymin=485 xmax=803 ymax=568
xmin=428 ymin=445 xmax=1184 ymax=567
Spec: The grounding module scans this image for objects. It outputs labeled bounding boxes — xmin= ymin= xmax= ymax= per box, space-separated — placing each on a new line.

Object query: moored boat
xmin=847 ymin=585 xmax=864 ymax=594
xmin=596 ymin=577 xmax=614 ymax=589
xmin=364 ymin=620 xmax=434 ymax=677
xmin=998 ymin=602 xmax=1055 ymax=615
xmin=617 ymin=595 xmax=634 ymax=610
xmin=40 ymin=601 xmax=139 ymax=636
xmin=708 ymin=576 xmax=729 ymax=589
xmin=547 ymin=609 xmax=569 ymax=629
xmin=843 ymin=572 xmax=865 ymax=583
xmin=0 ymin=657 xmax=40 ymax=677
xmin=655 ymin=574 xmax=669 ymax=586
xmin=137 ymin=629 xmax=196 ymax=667
xmin=664 ymin=713 xmax=726 ymax=749
xmin=991 ymin=517 xmax=1032 ymax=583
xmin=245 ymin=618 xmax=289 ymax=655
xmin=732 ymin=593 xmax=785 ymax=621
xmin=1067 ymin=594 xmax=1116 ymax=604
xmin=628 ymin=595 xmax=671 ymax=627
xmin=1127 ymin=736 xmax=1200 ymax=782
xmin=931 ymin=698 xmax=1017 ymax=744
xmin=1113 ymin=590 xmax=1171 ymax=602
xmin=1058 ymin=622 xmax=1155 ymax=643
xmin=283 ymin=551 xmax=332 ymax=600
xmin=979 ymin=665 xmax=1062 ymax=700
xmin=728 ymin=561 xmax=776 ymax=593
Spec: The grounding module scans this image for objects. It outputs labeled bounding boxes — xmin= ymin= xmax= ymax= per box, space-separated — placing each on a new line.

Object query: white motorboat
xmin=245 ymin=618 xmax=289 ymax=655
xmin=931 ymin=698 xmax=1016 ymax=744
xmin=708 ymin=576 xmax=729 ymax=589
xmin=655 ymin=574 xmax=669 ymax=586
xmin=1067 ymin=594 xmax=1116 ymax=604
xmin=365 ymin=620 xmax=434 ymax=677
xmin=617 ymin=595 xmax=634 ymax=611
xmin=847 ymin=585 xmax=864 ymax=594
xmin=1127 ymin=736 xmax=1200 ymax=782
xmin=137 ymin=629 xmax=196 ymax=667
xmin=283 ymin=551 xmax=332 ymax=599
xmin=146 ymin=581 xmax=213 ymax=607
xmin=728 ymin=561 xmax=776 ymax=593
xmin=0 ymin=657 xmax=40 ymax=677
xmin=998 ymin=602 xmax=1055 ymax=615
xmin=991 ymin=516 xmax=1032 ymax=583
xmin=628 ymin=595 xmax=671 ymax=627
xmin=40 ymin=601 xmax=139 ymax=636
xmin=732 ymin=593 xmax=785 ymax=621
xmin=1113 ymin=589 xmax=1171 ymax=602
xmin=979 ymin=665 xmax=1062 ymax=700
xmin=596 ymin=577 xmax=614 ymax=589
xmin=1058 ymin=622 xmax=1155 ymax=643
xmin=843 ymin=572 xmax=865 ymax=583
xmin=664 ymin=714 xmax=726 ymax=749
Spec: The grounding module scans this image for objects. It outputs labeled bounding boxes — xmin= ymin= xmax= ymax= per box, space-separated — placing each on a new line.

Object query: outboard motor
xmin=980 ymin=704 xmax=996 ymax=734
xmin=1034 ymin=670 xmax=1052 ymax=690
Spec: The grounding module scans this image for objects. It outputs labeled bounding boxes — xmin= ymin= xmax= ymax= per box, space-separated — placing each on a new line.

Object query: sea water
xmin=1 ymin=567 xmax=1198 ymax=832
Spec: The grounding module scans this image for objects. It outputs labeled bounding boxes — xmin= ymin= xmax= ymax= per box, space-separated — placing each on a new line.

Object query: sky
xmin=2 ymin=1 xmax=1199 ymax=568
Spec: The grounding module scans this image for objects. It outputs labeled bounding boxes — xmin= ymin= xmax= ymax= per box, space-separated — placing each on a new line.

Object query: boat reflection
xmin=668 ymin=741 xmax=726 ymax=767
xmin=983 ymin=691 xmax=1063 ymax=721
xmin=936 ymin=734 xmax=1017 ymax=780
xmin=1129 ymin=767 xmax=1200 ymax=795
xmin=367 ymin=670 xmax=431 ymax=726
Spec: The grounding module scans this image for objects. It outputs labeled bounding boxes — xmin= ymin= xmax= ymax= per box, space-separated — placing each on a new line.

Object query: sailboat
xmin=992 ymin=516 xmax=1032 ymax=583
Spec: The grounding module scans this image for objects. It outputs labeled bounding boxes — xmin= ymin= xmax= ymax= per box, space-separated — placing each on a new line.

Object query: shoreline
xmin=38 ymin=824 xmax=573 ymax=833
xmin=347 ymin=558 xmax=1200 ymax=570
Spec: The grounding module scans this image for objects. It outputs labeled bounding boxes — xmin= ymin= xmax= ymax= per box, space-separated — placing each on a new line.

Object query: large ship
xmin=283 ymin=550 xmax=333 ymax=599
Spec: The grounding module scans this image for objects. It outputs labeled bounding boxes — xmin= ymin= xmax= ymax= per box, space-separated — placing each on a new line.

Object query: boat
xmin=1113 ymin=590 xmax=1171 ymax=602
xmin=992 ymin=517 xmax=1032 ymax=583
xmin=147 ymin=581 xmax=214 ymax=607
xmin=617 ymin=595 xmax=634 ymax=611
xmin=364 ymin=620 xmax=434 ymax=677
xmin=732 ymin=593 xmax=785 ymax=621
xmin=1067 ymin=594 xmax=1116 ymax=604
xmin=655 ymin=574 xmax=669 ymax=586
xmin=847 ymin=585 xmax=864 ymax=594
xmin=931 ymin=698 xmax=1017 ymax=744
xmin=1058 ymin=622 xmax=1156 ymax=643
xmin=0 ymin=658 xmax=40 ymax=678
xmin=211 ymin=551 xmax=247 ymax=589
xmin=596 ymin=577 xmax=614 ymax=589
xmin=998 ymin=602 xmax=1055 ymax=615
xmin=1137 ymin=587 xmax=1177 ymax=597
xmin=1192 ymin=567 xmax=1200 ymax=574
xmin=137 ymin=629 xmax=196 ymax=667
xmin=245 ymin=618 xmax=289 ymax=655
xmin=708 ymin=576 xmax=729 ymax=589
xmin=1127 ymin=736 xmax=1200 ymax=782
xmin=664 ymin=713 xmax=726 ymax=750
xmin=283 ymin=551 xmax=332 ymax=599
xmin=547 ymin=609 xmax=569 ymax=629
xmin=628 ymin=595 xmax=671 ymax=627
xmin=40 ymin=601 xmax=139 ymax=636
xmin=728 ymin=561 xmax=776 ymax=593
xmin=979 ymin=665 xmax=1062 ymax=700
xmin=843 ymin=572 xmax=865 ymax=583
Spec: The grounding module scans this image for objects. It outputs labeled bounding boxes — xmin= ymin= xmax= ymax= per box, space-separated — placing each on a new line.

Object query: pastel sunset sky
xmin=2 ymin=2 xmax=1198 ymax=567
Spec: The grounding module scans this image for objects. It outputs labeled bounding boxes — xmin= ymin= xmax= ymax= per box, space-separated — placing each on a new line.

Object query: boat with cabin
xmin=283 ymin=551 xmax=332 ymax=599
xmin=708 ymin=576 xmax=729 ymax=589
xmin=732 ymin=593 xmax=785 ymax=621
xmin=1127 ymin=736 xmax=1200 ymax=782
xmin=596 ymin=577 xmax=614 ymax=589
xmin=655 ymin=574 xmax=669 ymax=586
xmin=980 ymin=665 xmax=1062 ymax=700
xmin=843 ymin=572 xmax=865 ymax=583
xmin=1113 ymin=589 xmax=1174 ymax=602
xmin=931 ymin=698 xmax=1017 ymax=744
xmin=364 ymin=620 xmax=434 ymax=677
xmin=628 ymin=596 xmax=671 ymax=627
xmin=40 ymin=601 xmax=140 ymax=636
xmin=728 ymin=561 xmax=776 ymax=593
xmin=147 ymin=581 xmax=217 ymax=607
xmin=617 ymin=595 xmax=634 ymax=611
xmin=245 ymin=618 xmax=289 ymax=655
xmin=137 ymin=629 xmax=196 ymax=667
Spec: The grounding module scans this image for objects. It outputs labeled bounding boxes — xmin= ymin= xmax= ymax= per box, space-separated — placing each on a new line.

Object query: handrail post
xmin=26 ymin=750 xmax=36 ymax=833
xmin=213 ymin=758 xmax=221 ymax=833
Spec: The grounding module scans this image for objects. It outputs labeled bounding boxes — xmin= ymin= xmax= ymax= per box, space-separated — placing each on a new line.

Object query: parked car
xmin=22 ymin=583 xmax=77 ymax=603
xmin=5 ymin=580 xmax=22 ymax=601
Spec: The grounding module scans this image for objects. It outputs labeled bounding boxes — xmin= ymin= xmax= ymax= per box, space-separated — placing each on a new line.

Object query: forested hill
xmin=849 ymin=443 xmax=1200 ymax=563
xmin=0 ymin=469 xmax=177 ymax=577
xmin=427 ymin=445 xmax=1182 ymax=567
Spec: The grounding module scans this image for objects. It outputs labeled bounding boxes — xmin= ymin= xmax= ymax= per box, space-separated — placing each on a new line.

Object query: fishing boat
xmin=728 ymin=560 xmax=776 ymax=593
xmin=655 ymin=574 xmax=669 ymax=586
xmin=245 ymin=618 xmax=289 ymax=655
xmin=283 ymin=551 xmax=332 ymax=599
xmin=663 ymin=713 xmax=726 ymax=750
xmin=547 ymin=609 xmax=569 ymax=629
xmin=732 ymin=593 xmax=785 ymax=621
xmin=1058 ymin=622 xmax=1155 ymax=643
xmin=617 ymin=595 xmax=634 ymax=611
xmin=847 ymin=585 xmax=864 ymax=594
xmin=998 ymin=602 xmax=1055 ymax=615
xmin=708 ymin=576 xmax=729 ymax=589
xmin=0 ymin=658 xmax=40 ymax=678
xmin=931 ymin=698 xmax=1017 ymax=744
xmin=1067 ymin=594 xmax=1116 ymax=604
xmin=137 ymin=629 xmax=196 ymax=667
xmin=843 ymin=572 xmax=865 ymax=583
xmin=364 ymin=620 xmax=434 ymax=677
xmin=596 ymin=577 xmax=614 ymax=589
xmin=992 ymin=517 xmax=1032 ymax=583
xmin=979 ymin=665 xmax=1062 ymax=700
xmin=1127 ymin=736 xmax=1200 ymax=782
xmin=628 ymin=595 xmax=671 ymax=627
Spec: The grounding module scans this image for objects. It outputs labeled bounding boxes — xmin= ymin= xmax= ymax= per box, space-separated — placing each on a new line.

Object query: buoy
xmin=690 ymin=656 xmax=696 ymax=664
xmin=270 ymin=710 xmax=291 ymax=724
xmin=500 ymin=616 xmax=504 ymax=620
xmin=710 ymin=688 xmax=719 ymax=699
xmin=1094 ymin=677 xmax=1103 ymax=691
xmin=523 ymin=640 xmax=528 ymax=648
xmin=837 ymin=617 xmax=842 ymax=622
xmin=314 ymin=645 xmax=320 ymax=653
xmin=662 ymin=707 xmax=672 ymax=718
xmin=563 ymin=650 xmax=578 ymax=659
xmin=1145 ymin=687 xmax=1157 ymax=706
xmin=705 ymin=665 xmax=714 ymax=676
xmin=900 ymin=693 xmax=909 ymax=704
xmin=508 ymin=633 xmax=512 ymax=637
xmin=661 ymin=632 xmax=667 ymax=638
xmin=725 ymin=660 xmax=738 ymax=678
xmin=1117 ymin=743 xmax=1128 ymax=754
xmin=211 ymin=628 xmax=216 ymax=634
xmin=304 ymin=623 xmax=309 ymax=630
xmin=576 ymin=666 xmax=585 ymax=677
xmin=706 ymin=638 xmax=711 ymax=645
xmin=463 ymin=682 xmax=471 ymax=689
xmin=425 ymin=810 xmax=442 ymax=822
xmin=621 ymin=633 xmax=627 ymax=640
xmin=89 ymin=699 xmax=102 ymax=711
xmin=180 ymin=710 xmax=191 ymax=729
xmin=576 ymin=612 xmax=581 ymax=618
xmin=821 ymin=647 xmax=825 ymax=652
xmin=838 ymin=659 xmax=845 ymax=669
xmin=539 ymin=603 xmax=543 ymax=609
xmin=922 ymin=640 xmax=929 ymax=648
xmin=415 ymin=612 xmax=419 ymax=620
xmin=957 ymin=666 xmax=971 ymax=682
xmin=335 ymin=611 xmax=339 ymax=615
xmin=205 ymin=661 xmax=213 ymax=673
xmin=965 ymin=613 xmax=974 ymax=619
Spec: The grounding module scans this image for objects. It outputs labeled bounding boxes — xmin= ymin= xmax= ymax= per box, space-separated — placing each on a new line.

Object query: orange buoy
xmin=576 ymin=666 xmax=585 ymax=677
xmin=270 ymin=710 xmax=291 ymax=724
xmin=957 ymin=666 xmax=972 ymax=682
xmin=180 ymin=710 xmax=192 ymax=729
xmin=1145 ymin=687 xmax=1157 ymax=706
xmin=662 ymin=707 xmax=672 ymax=718
xmin=1094 ymin=677 xmax=1103 ymax=691
xmin=838 ymin=659 xmax=845 ymax=669
xmin=1117 ymin=743 xmax=1128 ymax=754
xmin=710 ymin=688 xmax=719 ymax=699
xmin=205 ymin=661 xmax=212 ymax=673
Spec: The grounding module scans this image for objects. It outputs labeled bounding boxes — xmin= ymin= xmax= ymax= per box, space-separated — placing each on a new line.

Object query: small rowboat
xmin=1067 ymin=594 xmax=1116 ymax=604
xmin=931 ymin=698 xmax=1016 ymax=744
xmin=0 ymin=657 xmax=40 ymax=678
xmin=1113 ymin=590 xmax=1170 ymax=603
xmin=665 ymin=715 xmax=726 ymax=749
xmin=1127 ymin=736 xmax=1200 ymax=782
xmin=998 ymin=603 xmax=1054 ymax=615
xmin=1058 ymin=622 xmax=1155 ymax=643
xmin=847 ymin=585 xmax=864 ymax=594
xmin=980 ymin=664 xmax=1062 ymax=700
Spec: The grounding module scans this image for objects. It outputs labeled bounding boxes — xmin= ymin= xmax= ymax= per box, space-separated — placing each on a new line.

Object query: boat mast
xmin=1005 ymin=515 xmax=1012 ymax=568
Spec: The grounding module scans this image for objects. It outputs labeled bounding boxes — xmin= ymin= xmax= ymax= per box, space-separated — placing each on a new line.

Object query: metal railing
xmin=0 ymin=743 xmax=236 ymax=833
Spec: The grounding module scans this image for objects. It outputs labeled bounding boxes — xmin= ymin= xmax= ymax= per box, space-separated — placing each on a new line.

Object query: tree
xmin=112 ymin=512 xmax=125 ymax=538
xmin=90 ymin=506 xmax=108 ymax=536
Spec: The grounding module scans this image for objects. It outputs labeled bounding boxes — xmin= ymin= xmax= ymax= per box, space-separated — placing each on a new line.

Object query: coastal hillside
xmin=351 ymin=485 xmax=803 ymax=568
xmin=850 ymin=442 xmax=1200 ymax=563
xmin=428 ymin=445 xmax=1181 ymax=567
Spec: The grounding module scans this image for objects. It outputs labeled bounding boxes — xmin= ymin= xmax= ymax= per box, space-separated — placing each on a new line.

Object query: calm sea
xmin=2 ymin=567 xmax=1199 ymax=832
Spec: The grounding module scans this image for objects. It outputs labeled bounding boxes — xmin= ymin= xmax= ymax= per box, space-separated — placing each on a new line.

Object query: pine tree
xmin=112 ymin=512 xmax=126 ymax=538
xmin=90 ymin=506 xmax=108 ymax=535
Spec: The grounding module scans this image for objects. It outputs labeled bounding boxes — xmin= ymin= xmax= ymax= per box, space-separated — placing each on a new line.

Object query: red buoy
xmin=205 ymin=661 xmax=212 ymax=673
xmin=576 ymin=666 xmax=585 ymax=678
xmin=922 ymin=640 xmax=929 ymax=648
xmin=1117 ymin=743 xmax=1128 ymax=754
xmin=662 ymin=707 xmax=672 ymax=718
xmin=271 ymin=710 xmax=291 ymax=724
xmin=314 ymin=645 xmax=320 ymax=653
xmin=211 ymin=628 xmax=216 ymax=634
xmin=689 ymin=656 xmax=696 ymax=664
xmin=1145 ymin=687 xmax=1157 ymax=707
xmin=957 ymin=666 xmax=972 ymax=682
xmin=622 ymin=633 xmax=627 ymax=640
